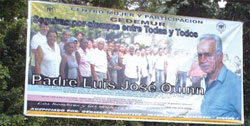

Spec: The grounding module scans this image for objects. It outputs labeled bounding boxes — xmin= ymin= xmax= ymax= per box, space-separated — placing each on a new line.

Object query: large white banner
xmin=24 ymin=1 xmax=244 ymax=124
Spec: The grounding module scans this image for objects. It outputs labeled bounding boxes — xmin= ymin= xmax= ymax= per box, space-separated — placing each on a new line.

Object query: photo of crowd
xmin=28 ymin=19 xmax=242 ymax=92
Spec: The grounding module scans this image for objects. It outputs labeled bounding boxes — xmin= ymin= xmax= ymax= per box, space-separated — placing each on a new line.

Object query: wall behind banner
xmin=0 ymin=0 xmax=250 ymax=126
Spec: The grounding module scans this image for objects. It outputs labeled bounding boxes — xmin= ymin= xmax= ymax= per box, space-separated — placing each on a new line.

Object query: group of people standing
xmin=29 ymin=19 xmax=208 ymax=91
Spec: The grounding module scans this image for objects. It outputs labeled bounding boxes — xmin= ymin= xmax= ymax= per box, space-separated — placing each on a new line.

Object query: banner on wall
xmin=24 ymin=1 xmax=244 ymax=124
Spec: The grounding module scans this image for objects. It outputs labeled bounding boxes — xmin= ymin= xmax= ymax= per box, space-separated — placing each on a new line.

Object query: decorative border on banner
xmin=26 ymin=110 xmax=242 ymax=124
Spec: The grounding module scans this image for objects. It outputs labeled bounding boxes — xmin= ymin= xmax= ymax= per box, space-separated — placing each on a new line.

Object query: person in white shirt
xmin=155 ymin=48 xmax=167 ymax=91
xmin=135 ymin=49 xmax=141 ymax=83
xmin=139 ymin=48 xmax=149 ymax=84
xmin=145 ymin=47 xmax=153 ymax=83
xmin=163 ymin=48 xmax=169 ymax=83
xmin=35 ymin=30 xmax=61 ymax=78
xmin=123 ymin=45 xmax=139 ymax=87
xmin=91 ymin=38 xmax=110 ymax=82
xmin=176 ymin=51 xmax=192 ymax=91
xmin=151 ymin=48 xmax=158 ymax=82
xmin=166 ymin=52 xmax=178 ymax=86
xmin=29 ymin=19 xmax=49 ymax=83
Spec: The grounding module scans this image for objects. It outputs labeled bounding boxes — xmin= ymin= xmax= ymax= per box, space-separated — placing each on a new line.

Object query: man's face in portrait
xmin=197 ymin=38 xmax=222 ymax=75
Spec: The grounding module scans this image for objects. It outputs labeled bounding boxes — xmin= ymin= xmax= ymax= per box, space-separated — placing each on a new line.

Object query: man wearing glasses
xmin=197 ymin=34 xmax=242 ymax=120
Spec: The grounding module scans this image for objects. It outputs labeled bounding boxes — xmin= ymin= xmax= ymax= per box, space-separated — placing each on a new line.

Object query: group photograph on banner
xmin=24 ymin=1 xmax=244 ymax=125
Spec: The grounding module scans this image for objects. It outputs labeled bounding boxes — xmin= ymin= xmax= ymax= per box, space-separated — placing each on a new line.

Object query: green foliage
xmin=91 ymin=0 xmax=125 ymax=9
xmin=0 ymin=64 xmax=9 ymax=112
xmin=0 ymin=114 xmax=25 ymax=126
xmin=0 ymin=0 xmax=249 ymax=126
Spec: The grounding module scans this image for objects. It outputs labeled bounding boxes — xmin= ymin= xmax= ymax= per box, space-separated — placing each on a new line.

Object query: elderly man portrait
xmin=197 ymin=34 xmax=242 ymax=120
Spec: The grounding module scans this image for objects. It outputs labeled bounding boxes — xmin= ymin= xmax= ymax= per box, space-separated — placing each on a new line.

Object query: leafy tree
xmin=0 ymin=0 xmax=249 ymax=126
